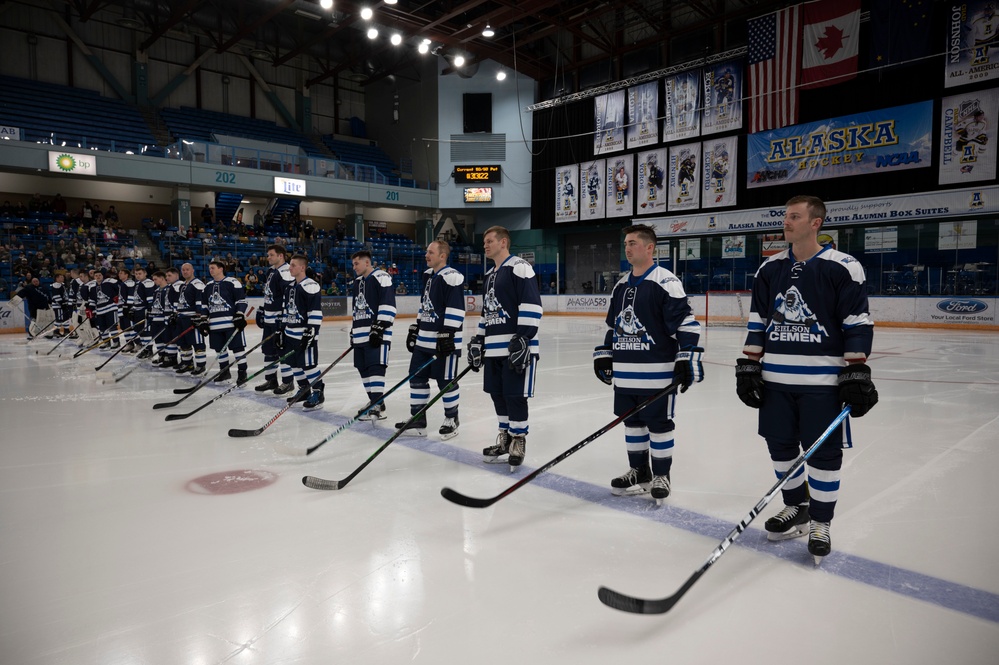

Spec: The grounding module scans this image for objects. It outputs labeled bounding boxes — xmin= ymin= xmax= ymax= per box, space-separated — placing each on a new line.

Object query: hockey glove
xmin=838 ymin=363 xmax=879 ymax=418
xmin=436 ymin=329 xmax=456 ymax=357
xmin=507 ymin=335 xmax=530 ymax=374
xmin=673 ymin=346 xmax=705 ymax=393
xmin=123 ymin=306 xmax=133 ymax=318
xmin=369 ymin=320 xmax=388 ymax=347
xmin=406 ymin=324 xmax=418 ymax=353
xmin=301 ymin=326 xmax=317 ymax=349
xmin=593 ymin=346 xmax=613 ymax=385
xmin=735 ymin=358 xmax=764 ymax=409
xmin=85 ymin=308 xmax=95 ymax=320
xmin=232 ymin=311 xmax=247 ymax=331
xmin=167 ymin=312 xmax=178 ymax=326
xmin=274 ymin=331 xmax=285 ymax=351
xmin=194 ymin=315 xmax=210 ymax=336
xmin=255 ymin=309 xmax=264 ymax=328
xmin=467 ymin=334 xmax=485 ymax=372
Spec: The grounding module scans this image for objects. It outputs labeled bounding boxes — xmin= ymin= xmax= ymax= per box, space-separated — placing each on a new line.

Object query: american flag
xmin=748 ymin=5 xmax=801 ymax=133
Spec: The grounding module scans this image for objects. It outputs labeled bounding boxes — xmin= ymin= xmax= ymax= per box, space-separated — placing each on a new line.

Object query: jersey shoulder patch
xmin=511 ymin=257 xmax=536 ymax=279
xmin=374 ymin=270 xmax=393 ymax=288
xmin=301 ymin=279 xmax=321 ymax=295
xmin=441 ymin=268 xmax=465 ymax=287
xmin=225 ymin=276 xmax=243 ymax=288
xmin=279 ymin=264 xmax=295 ymax=282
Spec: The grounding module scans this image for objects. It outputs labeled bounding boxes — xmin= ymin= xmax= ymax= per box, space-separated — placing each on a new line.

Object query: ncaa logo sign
xmin=935 ymin=299 xmax=988 ymax=314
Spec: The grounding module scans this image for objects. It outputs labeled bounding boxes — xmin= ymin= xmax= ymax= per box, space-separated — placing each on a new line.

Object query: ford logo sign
xmin=936 ymin=299 xmax=989 ymax=314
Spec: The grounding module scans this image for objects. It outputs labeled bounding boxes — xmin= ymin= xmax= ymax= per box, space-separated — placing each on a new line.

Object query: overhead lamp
xmin=496 ymin=70 xmax=506 ymax=81
xmin=482 ymin=24 xmax=494 ymax=37
xmin=360 ymin=7 xmax=373 ymax=20
xmin=367 ymin=27 xmax=378 ymax=39
xmin=453 ymin=55 xmax=465 ymax=67
xmin=390 ymin=33 xmax=402 ymax=46
xmin=418 ymin=42 xmax=429 ymax=54
xmin=320 ymin=0 xmax=333 ymax=9
xmin=384 ymin=0 xmax=398 ymax=4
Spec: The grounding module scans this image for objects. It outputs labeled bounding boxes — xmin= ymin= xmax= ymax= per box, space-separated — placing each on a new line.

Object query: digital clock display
xmin=454 ymin=165 xmax=501 ymax=184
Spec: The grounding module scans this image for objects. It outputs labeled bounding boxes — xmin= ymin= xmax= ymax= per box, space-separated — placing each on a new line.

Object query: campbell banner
xmin=746 ymin=101 xmax=933 ymax=188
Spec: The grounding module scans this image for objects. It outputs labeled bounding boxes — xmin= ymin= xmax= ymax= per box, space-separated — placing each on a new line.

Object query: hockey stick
xmin=441 ymin=380 xmax=682 ymax=508
xmin=99 ymin=327 xmax=172 ymax=384
xmin=94 ymin=319 xmax=150 ymax=370
xmin=153 ymin=326 xmax=259 ymax=409
xmin=72 ymin=318 xmax=147 ymax=358
xmin=43 ymin=317 xmax=89 ymax=355
xmin=277 ymin=356 xmax=436 ymax=452
xmin=597 ymin=406 xmax=852 ymax=615
xmin=227 ymin=343 xmax=354 ymax=437
xmin=27 ymin=315 xmax=58 ymax=342
xmin=171 ymin=307 xmax=256 ymax=394
xmin=163 ymin=347 xmax=298 ymax=422
xmin=302 ymin=364 xmax=475 ymax=490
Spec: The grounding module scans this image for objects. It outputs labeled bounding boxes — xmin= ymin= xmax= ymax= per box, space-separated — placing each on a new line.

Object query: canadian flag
xmin=801 ymin=0 xmax=860 ymax=89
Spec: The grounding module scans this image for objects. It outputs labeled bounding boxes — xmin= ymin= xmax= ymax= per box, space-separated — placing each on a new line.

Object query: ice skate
xmin=508 ymin=434 xmax=526 ymax=471
xmin=303 ymin=390 xmax=325 ymax=411
xmin=808 ymin=520 xmax=831 ymax=565
xmin=357 ymin=402 xmax=386 ymax=421
xmin=482 ymin=430 xmax=512 ymax=463
xmin=254 ymin=377 xmax=279 ymax=392
xmin=439 ymin=416 xmax=459 ymax=440
xmin=765 ymin=504 xmax=809 ymax=542
xmin=650 ymin=474 xmax=671 ymax=506
xmin=213 ymin=367 xmax=231 ymax=383
xmin=394 ymin=416 xmax=427 ymax=436
xmin=273 ymin=381 xmax=295 ymax=396
xmin=610 ymin=466 xmax=652 ymax=496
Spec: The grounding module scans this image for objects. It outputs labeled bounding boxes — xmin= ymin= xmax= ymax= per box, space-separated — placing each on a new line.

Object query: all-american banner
xmin=664 ymin=71 xmax=701 ymax=143
xmin=636 ymin=148 xmax=668 ymax=215
xmin=668 ymin=142 xmax=701 ymax=212
xmin=554 ymin=164 xmax=579 ymax=223
xmin=702 ymin=137 xmax=738 ymax=209
xmin=594 ymin=90 xmax=626 ymax=154
xmin=702 ymin=61 xmax=743 ymax=135
xmin=939 ymin=87 xmax=998 ymax=185
xmin=627 ymin=81 xmax=660 ymax=149
xmin=606 ymin=155 xmax=634 ymax=218
xmin=746 ymin=101 xmax=933 ymax=188
xmin=945 ymin=1 xmax=999 ymax=88
xmin=580 ymin=159 xmax=606 ymax=220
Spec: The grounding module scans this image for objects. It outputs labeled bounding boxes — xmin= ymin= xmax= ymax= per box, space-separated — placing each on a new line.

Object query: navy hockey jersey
xmin=201 ymin=277 xmax=248 ymax=332
xmin=351 ymin=269 xmax=397 ymax=346
xmin=476 ymin=255 xmax=542 ymax=357
xmin=745 ymin=246 xmax=873 ymax=392
xmin=415 ymin=266 xmax=465 ymax=353
xmin=89 ymin=278 xmax=120 ymax=316
xmin=603 ymin=265 xmax=700 ymax=394
xmin=118 ymin=278 xmax=135 ymax=313
xmin=262 ymin=262 xmax=294 ymax=325
xmin=150 ymin=285 xmax=169 ymax=322
xmin=49 ymin=281 xmax=66 ymax=309
xmin=134 ymin=278 xmax=155 ymax=311
xmin=174 ymin=278 xmax=205 ymax=318
xmin=283 ymin=277 xmax=322 ymax=341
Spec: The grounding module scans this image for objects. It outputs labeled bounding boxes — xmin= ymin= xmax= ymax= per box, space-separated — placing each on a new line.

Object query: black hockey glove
xmin=255 ymin=309 xmax=264 ymax=328
xmin=274 ymin=330 xmax=285 ymax=351
xmin=167 ymin=312 xmax=178 ymax=326
xmin=838 ymin=363 xmax=878 ymax=418
xmin=369 ymin=320 xmax=388 ymax=347
xmin=436 ymin=329 xmax=456 ymax=357
xmin=406 ymin=324 xmax=418 ymax=353
xmin=467 ymin=334 xmax=484 ymax=372
xmin=301 ymin=326 xmax=317 ymax=349
xmin=195 ymin=315 xmax=210 ymax=336
xmin=122 ymin=306 xmax=133 ymax=318
xmin=232 ymin=311 xmax=247 ymax=331
xmin=507 ymin=335 xmax=531 ymax=374
xmin=735 ymin=358 xmax=764 ymax=409
xmin=593 ymin=345 xmax=613 ymax=385
xmin=673 ymin=346 xmax=705 ymax=393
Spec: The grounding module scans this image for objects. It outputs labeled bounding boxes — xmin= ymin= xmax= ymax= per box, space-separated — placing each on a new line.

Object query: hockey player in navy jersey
xmin=158 ymin=267 xmax=184 ymax=368
xmin=397 ymin=241 xmax=465 ymax=437
xmin=467 ymin=226 xmax=543 ymax=468
xmin=349 ymin=250 xmax=397 ymax=421
xmin=48 ymin=272 xmax=69 ymax=338
xmin=147 ymin=271 xmax=170 ymax=363
xmin=255 ymin=245 xmax=296 ymax=395
xmin=200 ymin=260 xmax=249 ymax=384
xmin=116 ymin=268 xmax=139 ymax=352
xmin=171 ymin=263 xmax=207 ymax=375
xmin=593 ymin=224 xmax=704 ymax=504
xmin=132 ymin=266 xmax=156 ymax=357
xmin=87 ymin=269 xmax=121 ymax=348
xmin=736 ymin=195 xmax=877 ymax=564
xmin=283 ymin=254 xmax=325 ymax=410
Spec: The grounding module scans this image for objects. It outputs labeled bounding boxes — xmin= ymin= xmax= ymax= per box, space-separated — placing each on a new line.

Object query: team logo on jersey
xmin=419 ymin=280 xmax=438 ymax=324
xmin=207 ymin=289 xmax=229 ymax=314
xmin=353 ymin=290 xmax=372 ymax=321
xmin=768 ymin=286 xmax=828 ymax=343
xmin=96 ymin=290 xmax=108 ymax=305
xmin=613 ymin=288 xmax=653 ymax=351
xmin=285 ymin=296 xmax=302 ymax=324
xmin=481 ymin=287 xmax=510 ymax=327
xmin=263 ymin=280 xmax=274 ymax=305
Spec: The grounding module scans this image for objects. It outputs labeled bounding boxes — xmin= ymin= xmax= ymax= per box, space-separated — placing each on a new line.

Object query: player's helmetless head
xmin=351 ymin=253 xmax=373 ymax=277
xmin=483 ymin=226 xmax=510 ymax=262
xmin=289 ymin=255 xmax=309 ymax=281
xmin=622 ymin=225 xmax=657 ymax=270
xmin=181 ymin=263 xmax=195 ymax=280
xmin=208 ymin=261 xmax=225 ymax=280
xmin=266 ymin=245 xmax=287 ymax=267
xmin=425 ymin=241 xmax=449 ymax=271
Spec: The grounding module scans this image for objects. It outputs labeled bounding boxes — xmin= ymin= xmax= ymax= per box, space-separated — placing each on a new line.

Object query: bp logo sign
xmin=55 ymin=154 xmax=77 ymax=172
xmin=48 ymin=151 xmax=96 ymax=176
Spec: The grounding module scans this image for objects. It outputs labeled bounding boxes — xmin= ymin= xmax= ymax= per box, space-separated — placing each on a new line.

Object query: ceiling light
xmin=295 ymin=8 xmax=322 ymax=20
xmin=496 ymin=70 xmax=506 ymax=81
xmin=390 ymin=33 xmax=402 ymax=46
xmin=360 ymin=7 xmax=373 ymax=20
xmin=367 ymin=27 xmax=378 ymax=39
xmin=320 ymin=0 xmax=333 ymax=9
xmin=418 ymin=42 xmax=429 ymax=54
xmin=453 ymin=55 xmax=465 ymax=67
xmin=482 ymin=24 xmax=494 ymax=37
xmin=384 ymin=0 xmax=398 ymax=4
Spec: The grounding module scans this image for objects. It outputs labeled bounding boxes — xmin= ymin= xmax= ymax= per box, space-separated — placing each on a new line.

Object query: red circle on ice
xmin=185 ymin=469 xmax=278 ymax=495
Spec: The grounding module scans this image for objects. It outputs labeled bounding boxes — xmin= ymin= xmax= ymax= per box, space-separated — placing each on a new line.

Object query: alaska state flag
xmin=869 ymin=0 xmax=934 ymax=68
xmin=801 ymin=0 xmax=860 ymax=89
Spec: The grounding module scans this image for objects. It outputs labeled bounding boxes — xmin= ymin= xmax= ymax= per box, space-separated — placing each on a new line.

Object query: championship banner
xmin=664 ymin=71 xmax=701 ymax=143
xmin=636 ymin=148 xmax=668 ymax=215
xmin=554 ymin=164 xmax=579 ymax=223
xmin=702 ymin=137 xmax=738 ymax=209
xmin=945 ymin=1 xmax=999 ymax=88
xmin=580 ymin=159 xmax=606 ymax=220
xmin=702 ymin=61 xmax=743 ymax=135
xmin=594 ymin=90 xmax=626 ymax=155
xmin=939 ymin=87 xmax=998 ymax=185
xmin=746 ymin=101 xmax=933 ymax=188
xmin=668 ymin=142 xmax=701 ymax=212
xmin=627 ymin=81 xmax=660 ymax=149
xmin=605 ymin=156 xmax=634 ymax=218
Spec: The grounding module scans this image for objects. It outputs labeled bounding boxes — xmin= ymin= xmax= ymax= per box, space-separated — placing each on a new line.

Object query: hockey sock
xmin=650 ymin=430 xmax=674 ymax=477
xmin=410 ymin=379 xmax=430 ymax=416
xmin=441 ymin=383 xmax=459 ymax=419
xmin=806 ymin=464 xmax=841 ymax=523
xmin=625 ymin=426 xmax=651 ymax=470
xmin=773 ymin=457 xmax=809 ymax=507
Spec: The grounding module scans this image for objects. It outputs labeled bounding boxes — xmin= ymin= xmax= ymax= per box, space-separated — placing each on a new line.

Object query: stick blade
xmin=302 ymin=475 xmax=341 ymax=491
xmin=227 ymin=428 xmax=261 ymax=438
xmin=112 ymin=368 xmax=135 ymax=383
xmin=164 ymin=412 xmax=191 ymax=422
xmin=439 ymin=487 xmax=495 ymax=509
xmin=173 ymin=387 xmax=197 ymax=394
xmin=152 ymin=401 xmax=179 ymax=410
xmin=597 ymin=586 xmax=674 ymax=615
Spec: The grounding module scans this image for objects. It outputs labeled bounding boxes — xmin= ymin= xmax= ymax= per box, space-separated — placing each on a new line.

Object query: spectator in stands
xmin=244 ymin=270 xmax=258 ymax=294
xmin=0 ymin=245 xmax=9 ymax=262
xmin=249 ymin=254 xmax=259 ymax=269
xmin=182 ymin=248 xmax=193 ymax=261
xmin=388 ymin=263 xmax=399 ymax=276
xmin=201 ymin=204 xmax=213 ymax=226
xmin=104 ymin=227 xmax=118 ymax=243
xmin=52 ymin=194 xmax=67 ymax=215
xmin=106 ymin=205 xmax=119 ymax=226
xmin=14 ymin=201 xmax=28 ymax=217
xmin=92 ymin=203 xmax=103 ymax=222
xmin=395 ymin=282 xmax=407 ymax=295
xmin=81 ymin=201 xmax=94 ymax=225
xmin=98 ymin=253 xmax=111 ymax=271
xmin=29 ymin=193 xmax=45 ymax=212
xmin=1 ymin=201 xmax=12 ymax=217
xmin=253 ymin=210 xmax=264 ymax=229
xmin=336 ymin=219 xmax=346 ymax=242
xmin=155 ymin=218 xmax=167 ymax=231
xmin=189 ymin=217 xmax=201 ymax=234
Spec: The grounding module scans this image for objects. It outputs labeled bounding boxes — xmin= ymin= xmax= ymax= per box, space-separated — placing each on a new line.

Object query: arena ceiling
xmin=53 ymin=0 xmax=792 ymax=89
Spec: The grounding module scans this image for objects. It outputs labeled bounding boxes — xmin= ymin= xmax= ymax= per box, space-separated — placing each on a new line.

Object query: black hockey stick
xmin=597 ymin=405 xmax=852 ymax=615
xmin=283 ymin=356 xmax=436 ymax=453
xmin=440 ymin=380 xmax=682 ymax=508
xmin=72 ymin=318 xmax=147 ymax=358
xmin=302 ymin=364 xmax=475 ymax=490
xmin=163 ymin=347 xmax=298 ymax=422
xmin=227 ymin=343 xmax=354 ymax=437
xmin=43 ymin=317 xmax=88 ymax=355
xmin=94 ymin=318 xmax=148 ymax=370
xmin=97 ymin=326 xmax=172 ymax=383
xmin=170 ymin=307 xmax=257 ymax=394
xmin=26 ymin=315 xmax=58 ymax=342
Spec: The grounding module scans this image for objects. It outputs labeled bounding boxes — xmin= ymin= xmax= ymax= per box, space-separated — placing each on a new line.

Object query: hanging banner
xmin=668 ymin=142 xmax=701 ymax=212
xmin=762 ymin=232 xmax=789 ymax=256
xmin=746 ymin=101 xmax=933 ymax=188
xmin=939 ymin=87 xmax=998 ymax=185
xmin=939 ymin=220 xmax=978 ymax=250
xmin=627 ymin=81 xmax=660 ymax=149
xmin=702 ymin=61 xmax=743 ymax=135
xmin=594 ymin=90 xmax=626 ymax=155
xmin=723 ymin=235 xmax=747 ymax=259
xmin=554 ymin=164 xmax=579 ymax=223
xmin=664 ymin=71 xmax=701 ymax=143
xmin=580 ymin=159 xmax=606 ymax=221
xmin=636 ymin=148 xmax=668 ymax=215
xmin=702 ymin=137 xmax=738 ymax=209
xmin=864 ymin=226 xmax=899 ymax=253
xmin=606 ymin=156 xmax=634 ymax=218
xmin=945 ymin=1 xmax=999 ymax=88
